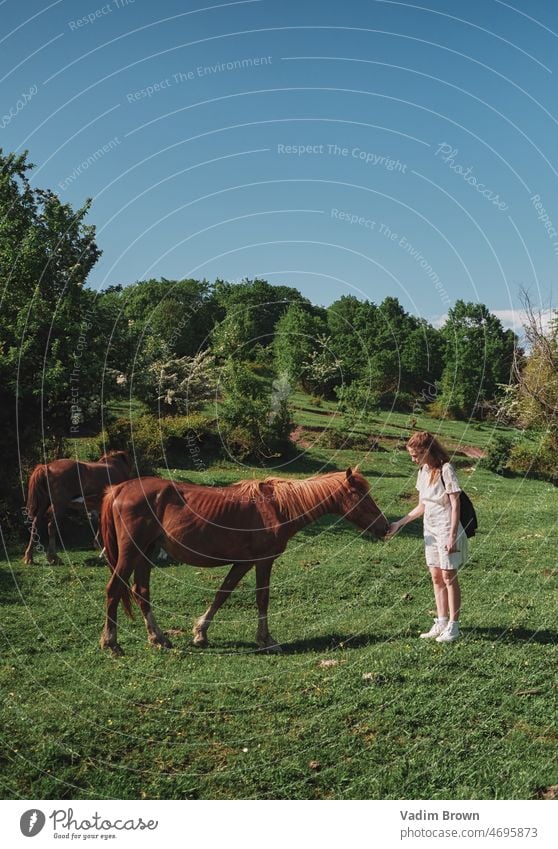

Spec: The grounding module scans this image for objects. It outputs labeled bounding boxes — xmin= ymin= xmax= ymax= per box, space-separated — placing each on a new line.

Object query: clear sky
xmin=2 ymin=0 xmax=558 ymax=328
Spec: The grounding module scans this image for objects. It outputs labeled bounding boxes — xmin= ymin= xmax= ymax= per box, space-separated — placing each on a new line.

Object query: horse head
xmin=99 ymin=450 xmax=133 ymax=473
xmin=339 ymin=467 xmax=388 ymax=538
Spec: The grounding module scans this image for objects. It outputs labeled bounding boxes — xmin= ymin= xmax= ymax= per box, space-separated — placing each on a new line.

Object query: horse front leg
xmin=90 ymin=510 xmax=102 ymax=551
xmin=132 ymin=560 xmax=172 ymax=650
xmin=255 ymin=559 xmax=281 ymax=653
xmin=193 ymin=562 xmax=253 ymax=647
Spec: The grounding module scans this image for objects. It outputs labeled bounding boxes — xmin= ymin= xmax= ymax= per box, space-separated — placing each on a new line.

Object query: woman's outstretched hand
xmin=385 ymin=521 xmax=402 ymax=539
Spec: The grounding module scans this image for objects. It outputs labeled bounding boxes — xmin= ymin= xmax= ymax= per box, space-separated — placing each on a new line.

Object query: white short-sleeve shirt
xmin=416 ymin=462 xmax=461 ymax=519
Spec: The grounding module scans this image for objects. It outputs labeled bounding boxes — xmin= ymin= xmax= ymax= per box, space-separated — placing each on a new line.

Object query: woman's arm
xmin=386 ymin=501 xmax=425 ymax=538
xmin=445 ymin=491 xmax=460 ymax=553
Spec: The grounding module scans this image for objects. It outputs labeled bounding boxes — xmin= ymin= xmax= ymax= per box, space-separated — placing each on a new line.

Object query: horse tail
xmin=100 ymin=484 xmax=134 ymax=619
xmin=26 ymin=465 xmax=49 ymax=521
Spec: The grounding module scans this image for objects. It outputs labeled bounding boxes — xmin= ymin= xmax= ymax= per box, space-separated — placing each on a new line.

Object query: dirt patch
xmin=459 ymin=445 xmax=486 ymax=459
xmin=291 ymin=425 xmax=486 ymax=459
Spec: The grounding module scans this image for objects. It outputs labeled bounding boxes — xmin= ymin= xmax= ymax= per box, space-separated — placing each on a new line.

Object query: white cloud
xmin=430 ymin=309 xmax=555 ymax=335
xmin=492 ymin=309 xmax=555 ymax=335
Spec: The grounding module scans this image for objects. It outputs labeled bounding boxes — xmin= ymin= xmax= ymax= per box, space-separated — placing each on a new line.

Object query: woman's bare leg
xmin=442 ymin=569 xmax=461 ymax=621
xmin=429 ymin=567 xmax=449 ymax=618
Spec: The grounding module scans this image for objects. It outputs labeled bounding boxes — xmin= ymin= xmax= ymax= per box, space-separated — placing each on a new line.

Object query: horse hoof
xmin=100 ymin=638 xmax=124 ymax=656
xmin=257 ymin=638 xmax=283 ymax=654
xmin=100 ymin=643 xmax=124 ymax=657
xmin=193 ymin=633 xmax=209 ymax=648
xmin=150 ymin=635 xmax=173 ymax=650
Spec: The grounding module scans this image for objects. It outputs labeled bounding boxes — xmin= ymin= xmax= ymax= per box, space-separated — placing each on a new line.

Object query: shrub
xmin=218 ymin=362 xmax=294 ymax=462
xmin=478 ymin=434 xmax=515 ymax=476
xmin=335 ymin=381 xmax=381 ymax=422
xmin=508 ymin=434 xmax=557 ymax=482
xmin=135 ymin=349 xmax=217 ymax=414
xmin=105 ymin=413 xmax=218 ymax=472
xmin=426 ymin=400 xmax=454 ymax=420
xmin=318 ymin=427 xmax=379 ymax=451
xmin=105 ymin=415 xmax=161 ymax=473
xmin=378 ymin=391 xmax=415 ymax=413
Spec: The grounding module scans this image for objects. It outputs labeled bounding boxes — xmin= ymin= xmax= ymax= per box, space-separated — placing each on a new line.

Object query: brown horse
xmin=99 ymin=468 xmax=388 ymax=655
xmin=24 ymin=451 xmax=132 ymax=565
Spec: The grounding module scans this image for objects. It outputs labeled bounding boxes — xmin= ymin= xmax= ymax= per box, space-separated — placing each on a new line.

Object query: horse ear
xmin=346 ymin=467 xmax=353 ymax=480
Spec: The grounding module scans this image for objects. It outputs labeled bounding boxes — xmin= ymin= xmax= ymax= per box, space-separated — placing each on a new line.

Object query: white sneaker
xmin=436 ymin=621 xmax=460 ymax=643
xmin=420 ymin=618 xmax=448 ymax=639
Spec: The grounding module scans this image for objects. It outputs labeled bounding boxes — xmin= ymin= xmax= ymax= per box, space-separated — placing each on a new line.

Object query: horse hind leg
xmin=255 ymin=560 xmax=282 ymax=654
xmin=46 ymin=507 xmax=62 ymax=565
xmin=23 ymin=517 xmax=39 ymax=565
xmin=132 ymin=560 xmax=172 ymax=650
xmin=193 ymin=562 xmax=253 ymax=648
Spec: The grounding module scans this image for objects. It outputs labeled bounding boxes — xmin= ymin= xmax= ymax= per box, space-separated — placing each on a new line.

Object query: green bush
xmin=335 ymin=381 xmax=380 ymax=421
xmin=478 ymin=434 xmax=514 ymax=476
xmin=104 ymin=415 xmax=160 ymax=473
xmin=105 ymin=413 xmax=218 ymax=472
xmin=218 ymin=361 xmax=294 ymax=462
xmin=508 ymin=434 xmax=557 ymax=482
xmin=428 ymin=400 xmax=456 ymax=420
xmin=378 ymin=391 xmax=415 ymax=413
xmin=318 ymin=427 xmax=379 ymax=451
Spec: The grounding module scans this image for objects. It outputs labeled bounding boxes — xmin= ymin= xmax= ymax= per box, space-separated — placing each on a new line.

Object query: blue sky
xmin=2 ymin=0 xmax=558 ymax=328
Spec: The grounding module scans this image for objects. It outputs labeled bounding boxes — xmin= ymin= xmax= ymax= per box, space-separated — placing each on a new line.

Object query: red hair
xmin=407 ymin=431 xmax=450 ymax=483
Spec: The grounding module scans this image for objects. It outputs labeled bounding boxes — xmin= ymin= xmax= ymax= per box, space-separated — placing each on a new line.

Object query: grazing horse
xmin=24 ymin=451 xmax=132 ymax=565
xmin=99 ymin=468 xmax=388 ymax=656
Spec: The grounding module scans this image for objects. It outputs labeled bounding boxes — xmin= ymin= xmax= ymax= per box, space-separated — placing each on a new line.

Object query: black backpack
xmin=440 ymin=469 xmax=478 ymax=538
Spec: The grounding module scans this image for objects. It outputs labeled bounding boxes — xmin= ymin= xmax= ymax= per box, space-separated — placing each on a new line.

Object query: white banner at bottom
xmin=1 ymin=799 xmax=556 ymax=849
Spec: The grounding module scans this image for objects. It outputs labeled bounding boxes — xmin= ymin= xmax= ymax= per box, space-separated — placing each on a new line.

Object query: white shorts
xmin=424 ymin=524 xmax=469 ymax=571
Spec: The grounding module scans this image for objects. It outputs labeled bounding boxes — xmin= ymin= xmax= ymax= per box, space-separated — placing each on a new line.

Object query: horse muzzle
xmin=370 ymin=515 xmax=389 ymax=539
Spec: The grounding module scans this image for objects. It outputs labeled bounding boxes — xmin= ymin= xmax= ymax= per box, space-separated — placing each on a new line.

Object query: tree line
xmin=2 ymin=150 xmax=556 ymax=527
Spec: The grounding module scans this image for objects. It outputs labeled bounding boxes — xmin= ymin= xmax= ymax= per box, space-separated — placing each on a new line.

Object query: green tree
xmin=219 ymin=360 xmax=293 ymax=461
xmin=300 ymin=334 xmax=341 ymax=398
xmin=401 ymin=320 xmax=445 ymax=396
xmin=327 ymin=295 xmax=376 ymax=383
xmin=0 ymin=149 xmax=103 ymax=525
xmin=212 ymin=278 xmax=306 ymax=359
xmin=0 ymin=150 xmax=101 ymax=444
xmin=438 ymin=300 xmax=516 ymax=418
xmin=274 ymin=302 xmax=328 ymax=385
xmin=121 ymin=277 xmax=218 ymax=364
xmin=328 ymin=295 xmax=441 ymax=402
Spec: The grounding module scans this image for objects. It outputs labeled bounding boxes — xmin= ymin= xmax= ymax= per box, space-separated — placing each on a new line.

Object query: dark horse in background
xmin=99 ymin=467 xmax=388 ymax=655
xmin=24 ymin=451 xmax=132 ymax=565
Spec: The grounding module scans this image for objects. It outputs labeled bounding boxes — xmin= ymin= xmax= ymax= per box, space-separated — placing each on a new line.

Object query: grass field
xmin=1 ymin=409 xmax=557 ymax=800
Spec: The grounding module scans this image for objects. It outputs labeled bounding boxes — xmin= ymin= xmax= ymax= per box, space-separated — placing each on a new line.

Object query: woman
xmin=387 ymin=431 xmax=468 ymax=642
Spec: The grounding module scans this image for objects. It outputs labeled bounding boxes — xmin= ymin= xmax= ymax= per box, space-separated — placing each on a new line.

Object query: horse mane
xmin=230 ymin=469 xmax=369 ymax=522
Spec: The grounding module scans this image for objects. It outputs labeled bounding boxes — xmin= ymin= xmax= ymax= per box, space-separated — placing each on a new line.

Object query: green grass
xmin=2 ymin=406 xmax=558 ymax=800
xmin=289 ymin=390 xmax=522 ymax=452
